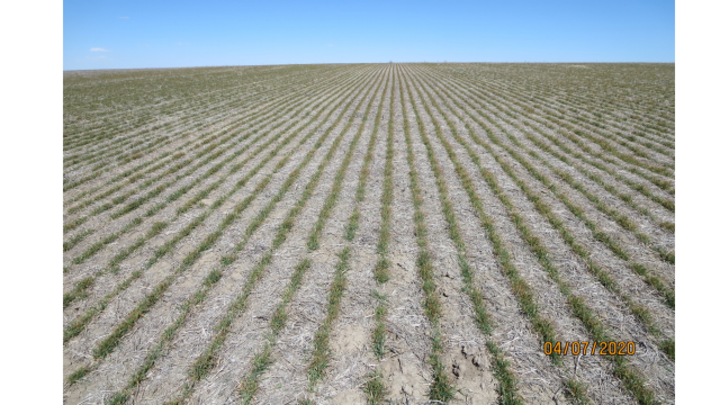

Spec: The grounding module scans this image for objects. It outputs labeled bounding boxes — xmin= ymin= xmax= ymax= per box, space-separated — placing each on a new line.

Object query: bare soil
xmin=64 ymin=63 xmax=674 ymax=404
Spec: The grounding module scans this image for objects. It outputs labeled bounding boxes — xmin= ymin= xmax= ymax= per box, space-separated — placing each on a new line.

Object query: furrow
xmin=414 ymin=67 xmax=676 ymax=274
xmin=65 ymin=67 xmax=385 ymax=405
xmin=419 ymin=68 xmax=676 ymax=307
xmin=419 ymin=65 xmax=674 ymax=402
xmin=62 ymin=68 xmax=376 ymax=319
xmin=448 ymin=66 xmax=675 ymax=161
xmin=62 ymin=67 xmax=379 ymax=355
xmin=403 ymin=65 xmax=569 ymax=404
xmin=63 ymin=66 xmax=341 ymax=162
xmin=63 ymin=67 xmax=311 ymax=186
xmin=434 ymin=68 xmax=676 ymax=196
xmin=62 ymin=66 xmax=368 ymax=229
xmin=409 ymin=65 xmax=672 ymax=403
xmin=157 ymin=66 xmax=386 ymax=405
xmin=63 ymin=65 xmax=361 ymax=213
xmin=62 ymin=66 xmax=370 ymax=280
xmin=396 ymin=70 xmax=455 ymax=403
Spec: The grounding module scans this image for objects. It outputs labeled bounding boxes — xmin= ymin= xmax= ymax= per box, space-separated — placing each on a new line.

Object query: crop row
xmin=402 ymin=64 xmax=670 ymax=403
xmin=64 ymin=63 xmax=673 ymax=405
xmin=98 ymin=67 xmax=390 ymax=405
xmin=62 ymin=65 xmax=363 ymax=214
xmin=62 ymin=65 xmax=372 ymax=260
xmin=64 ymin=67 xmax=387 ymax=396
xmin=63 ymin=66 xmax=379 ymax=333
xmin=63 ymin=65 xmax=349 ymax=189
xmin=63 ymin=65 xmax=333 ymax=150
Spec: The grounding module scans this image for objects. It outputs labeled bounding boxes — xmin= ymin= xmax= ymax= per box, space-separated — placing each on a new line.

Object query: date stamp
xmin=544 ymin=341 xmax=636 ymax=356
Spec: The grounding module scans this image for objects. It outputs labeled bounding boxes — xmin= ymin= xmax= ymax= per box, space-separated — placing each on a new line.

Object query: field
xmin=63 ymin=63 xmax=675 ymax=405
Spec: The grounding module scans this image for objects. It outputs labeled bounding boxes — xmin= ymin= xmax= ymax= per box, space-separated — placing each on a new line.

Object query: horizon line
xmin=63 ymin=61 xmax=676 ymax=72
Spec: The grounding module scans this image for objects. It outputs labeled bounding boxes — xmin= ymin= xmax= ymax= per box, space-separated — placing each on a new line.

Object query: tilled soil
xmin=64 ymin=63 xmax=674 ymax=404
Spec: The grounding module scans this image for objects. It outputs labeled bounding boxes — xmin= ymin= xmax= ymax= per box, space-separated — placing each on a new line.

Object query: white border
xmin=677 ymin=0 xmax=719 ymax=403
xmin=0 ymin=0 xmax=61 ymax=402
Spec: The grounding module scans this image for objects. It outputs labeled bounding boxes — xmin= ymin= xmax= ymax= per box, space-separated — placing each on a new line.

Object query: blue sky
xmin=63 ymin=0 xmax=674 ymax=70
